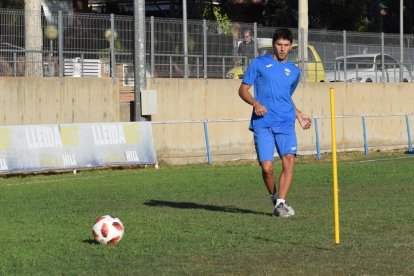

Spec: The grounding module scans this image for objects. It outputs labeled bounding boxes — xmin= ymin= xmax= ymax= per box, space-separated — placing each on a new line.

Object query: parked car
xmin=225 ymin=39 xmax=326 ymax=82
xmin=326 ymin=53 xmax=412 ymax=83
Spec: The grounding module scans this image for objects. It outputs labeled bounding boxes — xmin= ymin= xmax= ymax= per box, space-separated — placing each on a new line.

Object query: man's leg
xmin=254 ymin=128 xmax=277 ymax=204
xmin=260 ymin=161 xmax=276 ymax=196
xmin=273 ymin=132 xmax=297 ymax=217
xmin=277 ymin=154 xmax=295 ymax=200
xmin=273 ymin=154 xmax=296 ymax=217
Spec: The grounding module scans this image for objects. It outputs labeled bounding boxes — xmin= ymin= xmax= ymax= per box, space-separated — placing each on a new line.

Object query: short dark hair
xmin=272 ymin=28 xmax=293 ymax=44
xmin=244 ymin=29 xmax=252 ymax=36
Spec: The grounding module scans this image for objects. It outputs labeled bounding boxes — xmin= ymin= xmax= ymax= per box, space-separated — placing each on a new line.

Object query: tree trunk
xmin=298 ymin=0 xmax=308 ymax=80
xmin=25 ymin=0 xmax=43 ymax=77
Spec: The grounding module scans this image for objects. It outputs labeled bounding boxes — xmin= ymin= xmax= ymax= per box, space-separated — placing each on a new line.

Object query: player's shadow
xmin=144 ymin=200 xmax=271 ymax=216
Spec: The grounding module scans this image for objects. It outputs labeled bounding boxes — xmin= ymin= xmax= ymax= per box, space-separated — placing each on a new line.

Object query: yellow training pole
xmin=330 ymin=87 xmax=341 ymax=245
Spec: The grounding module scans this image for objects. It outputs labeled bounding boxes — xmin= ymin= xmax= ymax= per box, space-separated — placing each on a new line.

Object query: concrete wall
xmin=147 ymin=79 xmax=255 ymax=163
xmin=148 ymin=79 xmax=414 ymax=164
xmin=0 ymin=77 xmax=119 ymax=125
xmin=1 ymin=77 xmax=413 ymax=164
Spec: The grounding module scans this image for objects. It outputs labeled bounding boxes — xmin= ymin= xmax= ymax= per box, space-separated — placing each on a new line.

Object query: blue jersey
xmin=242 ymin=54 xmax=300 ymax=134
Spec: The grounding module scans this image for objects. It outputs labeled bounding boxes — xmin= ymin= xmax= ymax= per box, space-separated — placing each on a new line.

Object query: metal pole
xmin=110 ymin=14 xmax=115 ymax=80
xmin=81 ymin=53 xmax=84 ymax=77
xmin=253 ymin=22 xmax=257 ymax=58
xmin=300 ymin=28 xmax=305 ymax=82
xmin=58 ymin=11 xmax=63 ymax=78
xmin=169 ymin=56 xmax=172 ymax=78
xmin=133 ymin=0 xmax=147 ymax=121
xmin=222 ymin=57 xmax=225 ymax=78
xmin=381 ymin=32 xmax=385 ymax=82
xmin=298 ymin=0 xmax=309 ymax=77
xmin=203 ymin=19 xmax=207 ymax=79
xmin=196 ymin=57 xmax=199 ymax=78
xmin=400 ymin=0 xmax=404 ymax=82
xmin=183 ymin=0 xmax=188 ymax=78
xmin=151 ymin=16 xmax=155 ymax=77
xmin=13 ymin=53 xmax=17 ymax=76
xmin=48 ymin=39 xmax=52 ymax=73
xmin=343 ymin=30 xmax=347 ymax=82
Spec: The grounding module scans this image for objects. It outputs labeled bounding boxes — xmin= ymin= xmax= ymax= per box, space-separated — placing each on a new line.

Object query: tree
xmin=261 ymin=0 xmax=297 ymax=27
xmin=308 ymin=0 xmax=369 ymax=31
xmin=0 ymin=0 xmax=24 ymax=8
xmin=24 ymin=0 xmax=43 ymax=76
xmin=405 ymin=0 xmax=414 ymax=34
xmin=0 ymin=0 xmax=24 ymax=45
xmin=298 ymin=0 xmax=309 ymax=64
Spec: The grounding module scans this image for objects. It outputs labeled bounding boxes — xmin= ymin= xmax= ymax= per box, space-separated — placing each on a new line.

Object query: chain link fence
xmin=1 ymin=8 xmax=414 ymax=82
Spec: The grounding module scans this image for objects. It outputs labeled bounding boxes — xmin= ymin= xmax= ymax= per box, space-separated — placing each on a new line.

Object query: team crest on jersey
xmin=284 ymin=68 xmax=291 ymax=76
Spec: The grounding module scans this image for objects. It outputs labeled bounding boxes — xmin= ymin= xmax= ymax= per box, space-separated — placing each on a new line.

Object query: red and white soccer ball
xmin=92 ymin=215 xmax=124 ymax=244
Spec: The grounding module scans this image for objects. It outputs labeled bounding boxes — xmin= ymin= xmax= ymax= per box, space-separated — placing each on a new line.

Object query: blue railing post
xmin=405 ymin=114 xmax=413 ymax=153
xmin=203 ymin=120 xmax=212 ymax=164
xmin=314 ymin=117 xmax=321 ymax=160
xmin=362 ymin=116 xmax=368 ymax=155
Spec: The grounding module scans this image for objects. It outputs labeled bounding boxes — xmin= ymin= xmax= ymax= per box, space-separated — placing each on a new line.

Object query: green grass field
xmin=1 ymin=151 xmax=413 ymax=275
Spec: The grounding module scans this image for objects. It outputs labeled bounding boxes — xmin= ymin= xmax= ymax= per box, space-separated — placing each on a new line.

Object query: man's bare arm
xmin=238 ymin=83 xmax=267 ymax=116
xmin=294 ymin=104 xmax=312 ymax=130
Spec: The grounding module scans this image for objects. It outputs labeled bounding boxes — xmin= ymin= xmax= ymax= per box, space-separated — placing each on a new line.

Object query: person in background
xmin=238 ymin=28 xmax=312 ymax=217
xmin=237 ymin=29 xmax=255 ymax=70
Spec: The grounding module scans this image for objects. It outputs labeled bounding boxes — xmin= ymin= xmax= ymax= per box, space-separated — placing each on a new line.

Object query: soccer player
xmin=238 ymin=28 xmax=312 ymax=217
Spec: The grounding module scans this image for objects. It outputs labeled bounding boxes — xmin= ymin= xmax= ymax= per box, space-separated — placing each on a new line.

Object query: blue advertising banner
xmin=0 ymin=122 xmax=157 ymax=174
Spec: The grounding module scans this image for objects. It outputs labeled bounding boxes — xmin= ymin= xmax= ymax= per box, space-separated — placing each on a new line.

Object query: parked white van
xmin=326 ymin=53 xmax=412 ymax=83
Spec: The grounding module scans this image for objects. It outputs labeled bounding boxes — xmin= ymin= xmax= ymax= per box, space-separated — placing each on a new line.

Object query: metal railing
xmin=152 ymin=113 xmax=414 ymax=164
xmin=1 ymin=8 xmax=414 ymax=82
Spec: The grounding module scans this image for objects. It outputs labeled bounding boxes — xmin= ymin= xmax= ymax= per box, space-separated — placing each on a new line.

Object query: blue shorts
xmin=253 ymin=127 xmax=297 ymax=162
